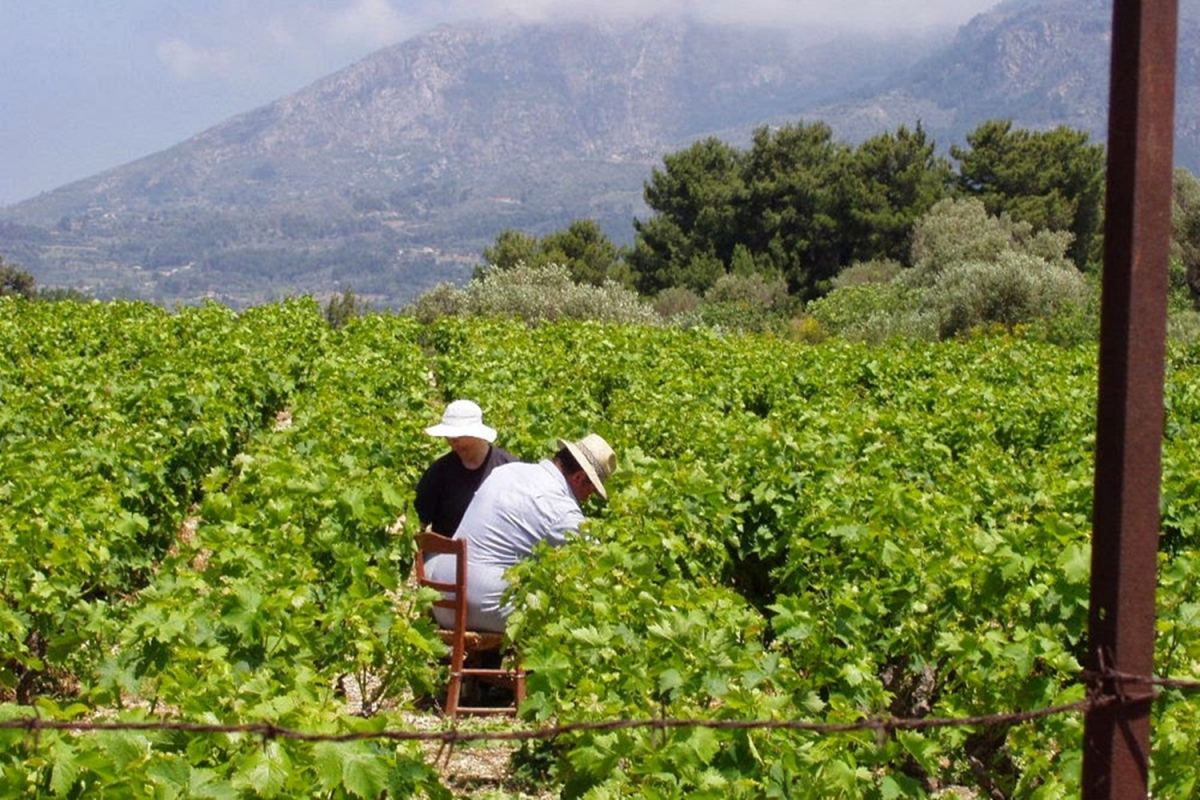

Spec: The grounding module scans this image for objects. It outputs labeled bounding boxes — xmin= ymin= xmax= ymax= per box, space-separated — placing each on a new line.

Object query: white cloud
xmin=154 ymin=0 xmax=999 ymax=90
xmin=264 ymin=17 xmax=301 ymax=50
xmin=155 ymin=38 xmax=236 ymax=81
xmin=150 ymin=1 xmax=415 ymax=90
xmin=408 ymin=0 xmax=996 ymax=32
xmin=325 ymin=0 xmax=417 ymax=48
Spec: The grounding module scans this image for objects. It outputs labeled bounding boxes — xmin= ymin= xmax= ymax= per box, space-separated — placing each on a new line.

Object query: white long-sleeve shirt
xmin=427 ymin=459 xmax=583 ymax=631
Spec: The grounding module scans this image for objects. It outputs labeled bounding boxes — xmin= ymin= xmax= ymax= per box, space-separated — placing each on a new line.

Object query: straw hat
xmin=557 ymin=433 xmax=617 ymax=500
xmin=424 ymin=400 xmax=497 ymax=442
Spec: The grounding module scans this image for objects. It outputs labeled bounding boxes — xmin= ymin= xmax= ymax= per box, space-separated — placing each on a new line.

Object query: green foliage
xmin=832 ymin=259 xmax=903 ymax=289
xmin=903 ymin=198 xmax=1092 ymax=338
xmin=922 ymin=252 xmax=1092 ymax=339
xmin=6 ymin=306 xmax=1200 ymax=797
xmin=1171 ymin=167 xmax=1200 ymax=308
xmin=0 ymin=300 xmax=448 ymax=797
xmin=629 ymin=137 xmax=747 ymax=296
xmin=651 ymin=286 xmax=702 ymax=319
xmin=509 ymin=540 xmax=781 ymax=798
xmin=481 ymin=228 xmax=539 ymax=272
xmin=740 ymin=122 xmax=847 ymax=297
xmin=36 ymin=286 xmax=92 ymax=303
xmin=540 ymin=220 xmax=627 ymax=287
xmin=630 ymin=122 xmax=953 ymax=301
xmin=1168 ymin=309 xmax=1200 ymax=346
xmin=952 ymin=120 xmax=1105 ymax=270
xmin=0 ymin=256 xmax=36 ymax=299
xmin=1020 ymin=272 xmax=1102 ymax=348
xmin=906 ymin=198 xmax=1075 ymax=286
xmin=706 ymin=272 xmax=788 ymax=307
xmin=688 ymin=271 xmax=796 ymax=334
xmin=407 ymin=263 xmax=659 ymax=326
xmin=837 ymin=124 xmax=953 ymax=267
xmin=810 ymin=198 xmax=1094 ymax=342
xmin=324 ymin=288 xmax=369 ymax=329
xmin=0 ymin=299 xmax=325 ymax=701
xmin=428 ymin=320 xmax=1200 ymax=797
xmin=804 ymin=282 xmax=933 ymax=343
xmin=480 ymin=221 xmax=627 ymax=286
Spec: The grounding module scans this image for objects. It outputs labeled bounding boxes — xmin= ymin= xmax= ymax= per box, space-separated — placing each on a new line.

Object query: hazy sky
xmin=0 ymin=0 xmax=999 ymax=206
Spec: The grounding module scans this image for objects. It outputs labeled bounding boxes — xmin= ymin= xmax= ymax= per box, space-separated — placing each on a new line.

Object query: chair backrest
xmin=413 ymin=530 xmax=524 ymax=717
xmin=414 ymin=531 xmax=468 ymax=634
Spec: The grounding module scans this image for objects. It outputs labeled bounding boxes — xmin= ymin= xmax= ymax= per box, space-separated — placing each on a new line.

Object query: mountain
xmin=811 ymin=0 xmax=1200 ymax=162
xmin=2 ymin=1 xmax=1198 ymax=308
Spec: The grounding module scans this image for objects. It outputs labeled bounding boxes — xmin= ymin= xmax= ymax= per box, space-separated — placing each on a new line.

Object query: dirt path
xmin=338 ymin=671 xmax=553 ymax=798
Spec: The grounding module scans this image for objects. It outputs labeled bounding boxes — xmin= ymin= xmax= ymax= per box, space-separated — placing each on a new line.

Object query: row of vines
xmin=3 ymin=297 xmax=1200 ymax=797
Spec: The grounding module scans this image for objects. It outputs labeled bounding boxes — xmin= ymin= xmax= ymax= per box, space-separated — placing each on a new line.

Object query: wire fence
xmin=3 ymin=669 xmax=1198 ymax=747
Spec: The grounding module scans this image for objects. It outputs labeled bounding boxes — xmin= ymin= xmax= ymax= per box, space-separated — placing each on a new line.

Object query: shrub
xmin=789 ymin=316 xmax=826 ymax=343
xmin=804 ymin=282 xmax=935 ymax=343
xmin=1168 ymin=309 xmax=1200 ymax=346
xmin=36 ymin=287 xmax=92 ymax=303
xmin=704 ymin=271 xmax=790 ymax=308
xmin=0 ymin=260 xmax=36 ymax=299
xmin=407 ymin=283 xmax=464 ymax=324
xmin=907 ymin=198 xmax=1074 ymax=287
xmin=924 ymin=252 xmax=1091 ymax=338
xmin=405 ymin=263 xmax=659 ymax=326
xmin=668 ymin=271 xmax=798 ymax=333
xmin=324 ymin=289 xmax=369 ymax=329
xmin=652 ymin=286 xmax=702 ymax=318
xmin=1022 ymin=272 xmax=1101 ymax=346
xmin=832 ymin=259 xmax=903 ymax=289
xmin=693 ymin=301 xmax=791 ymax=334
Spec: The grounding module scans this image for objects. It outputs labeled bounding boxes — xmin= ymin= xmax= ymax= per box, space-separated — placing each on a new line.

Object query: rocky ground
xmin=339 ymin=673 xmax=554 ymax=799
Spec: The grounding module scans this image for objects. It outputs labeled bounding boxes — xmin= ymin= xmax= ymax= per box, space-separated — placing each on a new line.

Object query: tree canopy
xmin=480 ymin=220 xmax=625 ymax=286
xmin=627 ymin=136 xmax=746 ymax=295
xmin=951 ymin=120 xmax=1105 ymax=270
xmin=839 ymin=123 xmax=953 ymax=267
xmin=0 ymin=256 xmax=36 ymax=299
xmin=482 ymin=120 xmax=1110 ymax=315
xmin=627 ymin=122 xmax=955 ymax=300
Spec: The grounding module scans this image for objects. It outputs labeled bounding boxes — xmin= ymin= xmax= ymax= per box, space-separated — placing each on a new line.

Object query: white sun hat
xmin=557 ymin=433 xmax=618 ymax=500
xmin=424 ymin=399 xmax=497 ymax=442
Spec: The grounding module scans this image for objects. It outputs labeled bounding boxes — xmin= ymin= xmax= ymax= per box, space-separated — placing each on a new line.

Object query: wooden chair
xmin=413 ymin=531 xmax=526 ymax=717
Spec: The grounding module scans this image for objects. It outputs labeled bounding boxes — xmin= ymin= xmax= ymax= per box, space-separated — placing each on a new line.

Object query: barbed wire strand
xmin=1097 ymin=670 xmax=1200 ymax=691
xmin=0 ymin=698 xmax=1100 ymax=744
xmin=3 ymin=668 xmax=1195 ymax=748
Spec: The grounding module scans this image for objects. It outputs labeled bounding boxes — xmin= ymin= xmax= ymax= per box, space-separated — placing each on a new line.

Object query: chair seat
xmin=436 ymin=629 xmax=506 ymax=651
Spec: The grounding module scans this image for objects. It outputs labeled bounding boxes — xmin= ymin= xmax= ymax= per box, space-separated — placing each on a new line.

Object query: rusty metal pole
xmin=1082 ymin=0 xmax=1178 ymax=796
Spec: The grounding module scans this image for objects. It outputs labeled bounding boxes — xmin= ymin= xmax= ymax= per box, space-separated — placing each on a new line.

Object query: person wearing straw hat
xmin=415 ymin=399 xmax=516 ymax=536
xmin=427 ymin=433 xmax=617 ymax=633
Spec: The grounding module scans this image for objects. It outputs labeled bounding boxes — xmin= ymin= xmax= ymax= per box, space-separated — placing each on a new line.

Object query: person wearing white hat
xmin=427 ymin=433 xmax=618 ymax=632
xmin=414 ymin=399 xmax=516 ymax=536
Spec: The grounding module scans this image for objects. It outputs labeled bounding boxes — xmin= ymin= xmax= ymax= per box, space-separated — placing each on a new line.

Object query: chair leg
xmin=514 ymin=668 xmax=526 ymax=707
xmin=444 ymin=670 xmax=462 ymax=719
xmin=444 ymin=635 xmax=469 ymax=719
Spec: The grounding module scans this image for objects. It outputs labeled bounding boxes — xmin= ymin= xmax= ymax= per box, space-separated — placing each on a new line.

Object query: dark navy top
xmin=414 ymin=445 xmax=516 ymax=535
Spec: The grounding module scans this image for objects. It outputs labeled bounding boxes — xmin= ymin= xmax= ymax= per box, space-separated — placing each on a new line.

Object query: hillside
xmin=1 ymin=1 xmax=1198 ymax=308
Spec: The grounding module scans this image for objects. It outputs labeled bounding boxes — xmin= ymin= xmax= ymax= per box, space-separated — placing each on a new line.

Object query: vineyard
xmin=3 ymin=296 xmax=1200 ymax=798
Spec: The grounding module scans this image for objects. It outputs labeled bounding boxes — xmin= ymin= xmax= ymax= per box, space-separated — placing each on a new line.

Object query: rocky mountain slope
xmin=814 ymin=0 xmax=1200 ymax=161
xmin=2 ymin=0 xmax=1197 ymax=308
